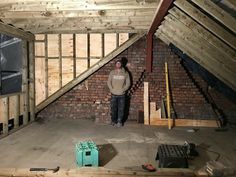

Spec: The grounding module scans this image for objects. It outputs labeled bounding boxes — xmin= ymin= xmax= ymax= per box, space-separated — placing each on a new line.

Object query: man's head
xmin=115 ymin=60 xmax=122 ymax=69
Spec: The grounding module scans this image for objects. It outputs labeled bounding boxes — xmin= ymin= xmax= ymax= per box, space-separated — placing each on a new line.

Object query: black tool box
xmin=156 ymin=144 xmax=188 ymax=168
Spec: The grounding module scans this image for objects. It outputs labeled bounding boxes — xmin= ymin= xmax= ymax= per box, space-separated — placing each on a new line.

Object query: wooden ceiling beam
xmin=0 ymin=0 xmax=158 ymax=11
xmin=163 ymin=15 xmax=236 ymax=73
xmin=0 ymin=9 xmax=155 ymax=19
xmin=157 ymin=24 xmax=236 ymax=91
xmin=146 ymin=0 xmax=173 ymax=72
xmin=169 ymin=7 xmax=236 ymax=61
xmin=191 ymin=0 xmax=236 ymax=33
xmin=174 ymin=0 xmax=236 ymax=50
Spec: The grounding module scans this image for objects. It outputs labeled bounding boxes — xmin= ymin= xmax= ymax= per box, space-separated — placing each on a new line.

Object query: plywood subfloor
xmin=0 ymin=118 xmax=235 ymax=170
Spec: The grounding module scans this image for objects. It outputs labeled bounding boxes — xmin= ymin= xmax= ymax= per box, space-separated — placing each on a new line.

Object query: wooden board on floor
xmin=150 ymin=118 xmax=219 ymax=127
xmin=0 ymin=167 xmax=195 ymax=177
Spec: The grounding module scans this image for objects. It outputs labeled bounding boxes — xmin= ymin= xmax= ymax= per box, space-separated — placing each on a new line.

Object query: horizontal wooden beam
xmin=191 ymin=0 xmax=236 ymax=33
xmin=174 ymin=0 xmax=236 ymax=50
xmin=1 ymin=19 xmax=150 ymax=34
xmin=0 ymin=0 xmax=159 ymax=11
xmin=0 ymin=9 xmax=155 ymax=19
xmin=34 ymin=29 xmax=147 ymax=34
xmin=0 ymin=167 xmax=195 ymax=177
xmin=36 ymin=32 xmax=145 ymax=113
xmin=150 ymin=118 xmax=219 ymax=127
xmin=0 ymin=22 xmax=34 ymax=41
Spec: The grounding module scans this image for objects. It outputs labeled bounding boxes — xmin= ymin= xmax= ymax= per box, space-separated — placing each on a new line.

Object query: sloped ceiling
xmin=0 ymin=0 xmax=159 ymax=34
xmin=156 ymin=0 xmax=236 ymax=91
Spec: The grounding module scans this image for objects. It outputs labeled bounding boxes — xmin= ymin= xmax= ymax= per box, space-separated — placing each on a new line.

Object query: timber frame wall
xmin=34 ymin=33 xmax=128 ymax=107
xmin=0 ymin=22 xmax=35 ymax=137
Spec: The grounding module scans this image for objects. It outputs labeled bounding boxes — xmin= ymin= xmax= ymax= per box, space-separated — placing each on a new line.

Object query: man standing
xmin=107 ymin=60 xmax=131 ymax=127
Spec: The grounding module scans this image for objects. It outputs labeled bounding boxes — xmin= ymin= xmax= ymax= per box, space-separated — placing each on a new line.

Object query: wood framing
xmin=59 ymin=34 xmax=62 ymax=88
xmin=160 ymin=18 xmax=236 ymax=87
xmin=29 ymin=41 xmax=35 ymax=121
xmin=0 ymin=22 xmax=34 ymax=41
xmin=191 ymin=0 xmax=236 ymax=33
xmin=22 ymin=41 xmax=29 ymax=125
xmin=168 ymin=7 xmax=236 ymax=60
xmin=146 ymin=0 xmax=173 ymax=72
xmin=164 ymin=14 xmax=235 ymax=73
xmin=0 ymin=167 xmax=195 ymax=177
xmin=87 ymin=33 xmax=90 ymax=68
xmin=150 ymin=118 xmax=219 ymax=127
xmin=159 ymin=24 xmax=236 ymax=90
xmin=14 ymin=95 xmax=20 ymax=128
xmin=156 ymin=25 xmax=236 ymax=91
xmin=0 ymin=22 xmax=35 ymax=136
xmin=73 ymin=34 xmax=76 ymax=79
xmin=174 ymin=0 xmax=236 ymax=50
xmin=1 ymin=98 xmax=9 ymax=134
xmin=44 ymin=34 xmax=49 ymax=98
xmin=101 ymin=33 xmax=105 ymax=57
xmin=36 ymin=32 xmax=145 ymax=112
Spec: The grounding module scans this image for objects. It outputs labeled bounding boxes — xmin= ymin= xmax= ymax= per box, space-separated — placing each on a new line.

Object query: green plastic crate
xmin=75 ymin=140 xmax=99 ymax=167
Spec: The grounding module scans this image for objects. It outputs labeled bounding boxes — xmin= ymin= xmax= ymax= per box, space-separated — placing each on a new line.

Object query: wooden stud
xmin=174 ymin=0 xmax=236 ymax=50
xmin=87 ymin=33 xmax=90 ymax=68
xmin=1 ymin=97 xmax=9 ymax=135
xmin=29 ymin=41 xmax=35 ymax=121
xmin=143 ymin=82 xmax=150 ymax=125
xmin=73 ymin=33 xmax=77 ymax=79
xmin=36 ymin=32 xmax=145 ymax=112
xmin=14 ymin=95 xmax=20 ymax=128
xmin=116 ymin=33 xmax=119 ymax=48
xmin=59 ymin=34 xmax=62 ymax=88
xmin=101 ymin=33 xmax=105 ymax=58
xmin=44 ymin=34 xmax=49 ymax=98
xmin=22 ymin=40 xmax=29 ymax=125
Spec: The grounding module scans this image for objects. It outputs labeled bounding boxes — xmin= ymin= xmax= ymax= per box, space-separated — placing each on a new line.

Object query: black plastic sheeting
xmin=0 ymin=34 xmax=22 ymax=95
xmin=169 ymin=43 xmax=236 ymax=105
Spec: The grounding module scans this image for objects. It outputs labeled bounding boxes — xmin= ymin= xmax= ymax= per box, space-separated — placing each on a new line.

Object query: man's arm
xmin=124 ymin=72 xmax=131 ymax=91
xmin=107 ymin=72 xmax=113 ymax=92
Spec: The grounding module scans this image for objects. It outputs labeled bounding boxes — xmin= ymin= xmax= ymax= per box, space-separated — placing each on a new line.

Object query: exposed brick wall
xmin=38 ymin=37 xmax=216 ymax=122
xmin=181 ymin=60 xmax=236 ymax=124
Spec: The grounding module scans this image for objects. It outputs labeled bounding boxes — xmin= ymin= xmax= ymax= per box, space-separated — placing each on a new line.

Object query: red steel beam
xmin=146 ymin=0 xmax=173 ymax=72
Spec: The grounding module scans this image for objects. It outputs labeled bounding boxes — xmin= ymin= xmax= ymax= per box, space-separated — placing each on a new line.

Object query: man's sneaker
xmin=116 ymin=122 xmax=122 ymax=128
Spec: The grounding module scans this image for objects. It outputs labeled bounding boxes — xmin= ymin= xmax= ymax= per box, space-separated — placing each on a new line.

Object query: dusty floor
xmin=0 ymin=118 xmax=235 ymax=171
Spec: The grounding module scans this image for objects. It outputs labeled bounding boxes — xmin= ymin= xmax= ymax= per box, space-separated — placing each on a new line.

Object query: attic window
xmin=0 ymin=34 xmax=22 ymax=95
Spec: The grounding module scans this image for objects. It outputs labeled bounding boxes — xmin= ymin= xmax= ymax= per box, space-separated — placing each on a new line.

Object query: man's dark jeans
xmin=111 ymin=94 xmax=125 ymax=124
